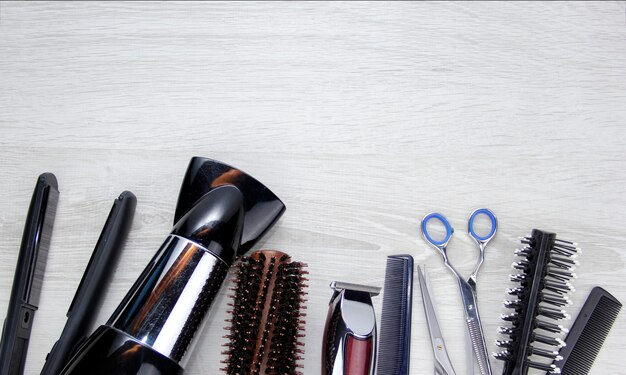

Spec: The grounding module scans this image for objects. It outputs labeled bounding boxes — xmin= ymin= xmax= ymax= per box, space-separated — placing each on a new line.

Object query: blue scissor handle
xmin=421 ymin=212 xmax=454 ymax=247
xmin=468 ymin=208 xmax=497 ymax=242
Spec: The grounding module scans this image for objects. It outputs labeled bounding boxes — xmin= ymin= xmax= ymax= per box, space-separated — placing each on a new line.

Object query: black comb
xmin=550 ymin=287 xmax=621 ymax=375
xmin=377 ymin=254 xmax=414 ymax=375
xmin=494 ymin=229 xmax=580 ymax=375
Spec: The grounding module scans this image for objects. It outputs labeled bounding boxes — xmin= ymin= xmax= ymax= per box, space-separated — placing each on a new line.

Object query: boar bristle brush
xmin=222 ymin=250 xmax=308 ymax=375
xmin=494 ymin=229 xmax=580 ymax=375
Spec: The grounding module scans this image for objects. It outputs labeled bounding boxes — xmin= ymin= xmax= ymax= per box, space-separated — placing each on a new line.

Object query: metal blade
xmin=465 ymin=316 xmax=492 ymax=375
xmin=418 ymin=266 xmax=457 ymax=375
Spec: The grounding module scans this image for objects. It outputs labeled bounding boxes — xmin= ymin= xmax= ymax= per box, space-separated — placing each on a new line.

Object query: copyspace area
xmin=0 ymin=2 xmax=625 ymax=374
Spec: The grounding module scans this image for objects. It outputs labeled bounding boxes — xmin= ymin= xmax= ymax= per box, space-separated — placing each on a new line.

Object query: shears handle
xmin=421 ymin=213 xmax=454 ymax=252
xmin=467 ymin=208 xmax=497 ymax=246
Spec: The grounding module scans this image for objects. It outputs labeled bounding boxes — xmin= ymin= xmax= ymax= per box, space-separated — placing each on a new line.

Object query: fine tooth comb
xmin=551 ymin=286 xmax=622 ymax=375
xmin=222 ymin=250 xmax=308 ymax=374
xmin=377 ymin=255 xmax=414 ymax=375
xmin=494 ymin=229 xmax=580 ymax=375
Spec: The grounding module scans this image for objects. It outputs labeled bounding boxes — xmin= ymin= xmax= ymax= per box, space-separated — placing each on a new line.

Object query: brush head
xmin=222 ymin=250 xmax=308 ymax=374
xmin=495 ymin=229 xmax=580 ymax=375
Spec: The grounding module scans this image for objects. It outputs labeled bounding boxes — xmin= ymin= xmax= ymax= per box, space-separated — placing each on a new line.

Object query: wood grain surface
xmin=1 ymin=2 xmax=625 ymax=374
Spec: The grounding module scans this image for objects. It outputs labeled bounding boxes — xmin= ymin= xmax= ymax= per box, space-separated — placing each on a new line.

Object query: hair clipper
xmin=322 ymin=281 xmax=380 ymax=375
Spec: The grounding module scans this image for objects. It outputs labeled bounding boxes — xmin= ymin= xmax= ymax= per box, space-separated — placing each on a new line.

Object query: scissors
xmin=420 ymin=208 xmax=497 ymax=375
xmin=418 ymin=264 xmax=457 ymax=375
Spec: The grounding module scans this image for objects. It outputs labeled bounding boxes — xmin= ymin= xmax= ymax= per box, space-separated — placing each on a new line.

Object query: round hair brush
xmin=222 ymin=250 xmax=308 ymax=375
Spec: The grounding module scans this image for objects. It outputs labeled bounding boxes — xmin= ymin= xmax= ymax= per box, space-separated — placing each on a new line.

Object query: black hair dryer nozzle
xmin=60 ymin=157 xmax=285 ymax=375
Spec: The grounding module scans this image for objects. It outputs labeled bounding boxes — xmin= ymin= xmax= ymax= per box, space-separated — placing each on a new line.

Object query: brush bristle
xmin=495 ymin=230 xmax=579 ymax=375
xmin=222 ymin=250 xmax=308 ymax=375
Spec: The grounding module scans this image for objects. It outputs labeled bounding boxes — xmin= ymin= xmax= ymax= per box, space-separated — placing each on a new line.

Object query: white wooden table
xmin=1 ymin=2 xmax=625 ymax=374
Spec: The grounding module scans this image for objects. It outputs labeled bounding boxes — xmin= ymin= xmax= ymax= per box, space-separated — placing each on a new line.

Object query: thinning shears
xmin=420 ymin=208 xmax=497 ymax=375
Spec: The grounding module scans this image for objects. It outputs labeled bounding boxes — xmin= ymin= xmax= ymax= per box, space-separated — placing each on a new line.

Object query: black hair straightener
xmin=40 ymin=191 xmax=136 ymax=375
xmin=0 ymin=173 xmax=59 ymax=375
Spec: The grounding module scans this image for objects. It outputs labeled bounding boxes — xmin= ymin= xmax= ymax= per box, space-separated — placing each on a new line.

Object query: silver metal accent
xmin=418 ymin=265 xmax=457 ymax=375
xmin=109 ymin=235 xmax=229 ymax=367
xmin=420 ymin=211 xmax=495 ymax=375
xmin=330 ymin=281 xmax=381 ymax=296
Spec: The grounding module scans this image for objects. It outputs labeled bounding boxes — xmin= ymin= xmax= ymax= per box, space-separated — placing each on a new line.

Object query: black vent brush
xmin=223 ymin=250 xmax=308 ymax=374
xmin=551 ymin=286 xmax=622 ymax=375
xmin=494 ymin=229 xmax=580 ymax=375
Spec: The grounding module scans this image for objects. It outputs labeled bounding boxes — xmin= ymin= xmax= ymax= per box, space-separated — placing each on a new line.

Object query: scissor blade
xmin=418 ymin=266 xmax=457 ymax=375
xmin=465 ymin=315 xmax=492 ymax=375
xmin=467 ymin=328 xmax=476 ymax=375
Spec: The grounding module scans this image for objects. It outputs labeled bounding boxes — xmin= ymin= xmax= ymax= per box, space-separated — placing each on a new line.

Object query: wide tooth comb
xmin=377 ymin=255 xmax=414 ymax=375
xmin=495 ymin=229 xmax=579 ymax=375
xmin=222 ymin=250 xmax=308 ymax=374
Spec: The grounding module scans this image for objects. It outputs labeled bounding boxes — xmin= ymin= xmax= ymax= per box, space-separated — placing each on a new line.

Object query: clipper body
xmin=322 ymin=282 xmax=380 ymax=375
